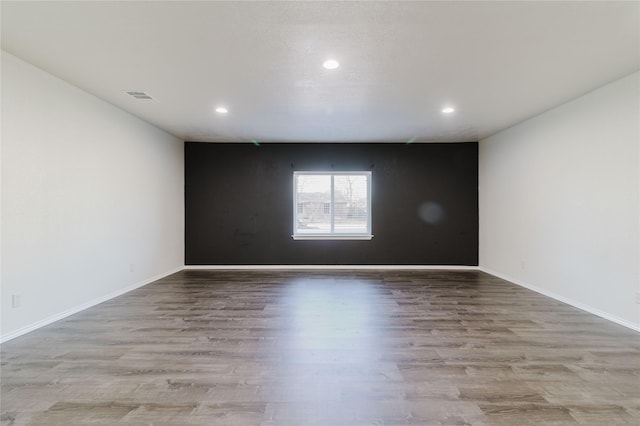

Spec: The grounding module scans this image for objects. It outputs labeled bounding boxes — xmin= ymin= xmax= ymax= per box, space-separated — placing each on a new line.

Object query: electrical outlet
xmin=130 ymin=264 xmax=135 ymax=272
xmin=12 ymin=294 xmax=21 ymax=308
xmin=635 ymin=292 xmax=640 ymax=304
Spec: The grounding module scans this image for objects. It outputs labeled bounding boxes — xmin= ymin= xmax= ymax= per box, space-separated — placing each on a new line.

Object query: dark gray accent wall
xmin=185 ymin=142 xmax=478 ymax=265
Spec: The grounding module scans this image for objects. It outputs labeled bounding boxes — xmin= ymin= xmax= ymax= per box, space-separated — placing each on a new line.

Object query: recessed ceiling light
xmin=322 ymin=59 xmax=340 ymax=70
xmin=442 ymin=107 xmax=455 ymax=114
xmin=215 ymin=107 xmax=228 ymax=114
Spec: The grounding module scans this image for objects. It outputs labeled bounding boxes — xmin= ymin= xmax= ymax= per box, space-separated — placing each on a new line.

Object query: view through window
xmin=293 ymin=171 xmax=372 ymax=239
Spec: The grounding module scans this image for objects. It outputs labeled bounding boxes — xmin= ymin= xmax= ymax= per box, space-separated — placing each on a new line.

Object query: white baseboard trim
xmin=0 ymin=266 xmax=183 ymax=344
xmin=479 ymin=267 xmax=640 ymax=333
xmin=184 ymin=265 xmax=480 ymax=270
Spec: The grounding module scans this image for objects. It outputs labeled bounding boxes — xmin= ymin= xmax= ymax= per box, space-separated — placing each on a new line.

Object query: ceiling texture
xmin=1 ymin=1 xmax=638 ymax=143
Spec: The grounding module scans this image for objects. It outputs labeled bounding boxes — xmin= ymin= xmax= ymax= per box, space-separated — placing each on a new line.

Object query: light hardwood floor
xmin=1 ymin=270 xmax=639 ymax=425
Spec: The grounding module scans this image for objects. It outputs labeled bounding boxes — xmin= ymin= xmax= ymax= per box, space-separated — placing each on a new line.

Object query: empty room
xmin=1 ymin=1 xmax=639 ymax=425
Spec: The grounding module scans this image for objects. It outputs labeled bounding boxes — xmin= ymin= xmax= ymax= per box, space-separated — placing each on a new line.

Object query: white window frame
xmin=292 ymin=171 xmax=373 ymax=240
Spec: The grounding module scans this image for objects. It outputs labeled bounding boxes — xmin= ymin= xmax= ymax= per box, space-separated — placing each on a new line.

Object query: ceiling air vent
xmin=126 ymin=91 xmax=153 ymax=100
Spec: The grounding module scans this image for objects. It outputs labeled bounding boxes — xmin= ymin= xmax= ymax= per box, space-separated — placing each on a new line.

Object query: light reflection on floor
xmin=271 ymin=277 xmax=398 ymax=409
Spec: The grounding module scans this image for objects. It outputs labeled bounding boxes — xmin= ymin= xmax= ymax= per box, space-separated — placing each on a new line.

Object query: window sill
xmin=292 ymin=235 xmax=374 ymax=241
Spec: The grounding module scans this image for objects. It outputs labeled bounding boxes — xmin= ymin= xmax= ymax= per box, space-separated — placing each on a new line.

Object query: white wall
xmin=1 ymin=51 xmax=184 ymax=341
xmin=479 ymin=71 xmax=640 ymax=330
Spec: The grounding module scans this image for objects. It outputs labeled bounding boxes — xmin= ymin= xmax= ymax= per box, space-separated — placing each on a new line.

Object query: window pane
xmin=295 ymin=175 xmax=331 ymax=234
xmin=293 ymin=172 xmax=371 ymax=239
xmin=334 ymin=175 xmax=368 ymax=234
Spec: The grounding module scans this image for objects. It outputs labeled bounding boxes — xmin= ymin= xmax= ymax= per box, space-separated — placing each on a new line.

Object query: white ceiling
xmin=2 ymin=1 xmax=638 ymax=143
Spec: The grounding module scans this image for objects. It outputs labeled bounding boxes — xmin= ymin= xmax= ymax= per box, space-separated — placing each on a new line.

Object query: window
xmin=293 ymin=171 xmax=372 ymax=240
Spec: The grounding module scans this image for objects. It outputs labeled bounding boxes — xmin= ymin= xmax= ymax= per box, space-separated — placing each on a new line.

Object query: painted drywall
xmin=185 ymin=142 xmax=478 ymax=265
xmin=479 ymin=71 xmax=640 ymax=330
xmin=1 ymin=51 xmax=185 ymax=341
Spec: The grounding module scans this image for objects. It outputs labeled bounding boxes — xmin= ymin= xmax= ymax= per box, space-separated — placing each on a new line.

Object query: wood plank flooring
xmin=1 ymin=270 xmax=639 ymax=425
